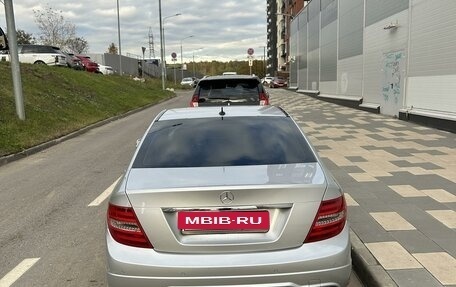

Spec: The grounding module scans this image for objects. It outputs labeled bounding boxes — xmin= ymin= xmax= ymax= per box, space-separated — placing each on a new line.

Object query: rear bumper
xmin=106 ymin=224 xmax=351 ymax=287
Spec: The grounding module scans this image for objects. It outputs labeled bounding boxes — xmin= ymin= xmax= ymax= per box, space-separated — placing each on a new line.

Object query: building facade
xmin=288 ymin=0 xmax=456 ymax=131
xmin=266 ymin=0 xmax=278 ymax=76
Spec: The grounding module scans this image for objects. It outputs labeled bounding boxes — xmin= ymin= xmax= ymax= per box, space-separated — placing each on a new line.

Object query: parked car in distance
xmin=269 ymin=76 xmax=288 ymax=88
xmin=98 ymin=64 xmax=114 ymax=75
xmin=61 ymin=52 xmax=84 ymax=70
xmin=180 ymin=77 xmax=196 ymax=87
xmin=190 ymin=75 xmax=269 ymax=107
xmin=106 ymin=105 xmax=351 ymax=287
xmin=76 ymin=55 xmax=100 ymax=73
xmin=261 ymin=76 xmax=274 ymax=85
xmin=5 ymin=44 xmax=67 ymax=66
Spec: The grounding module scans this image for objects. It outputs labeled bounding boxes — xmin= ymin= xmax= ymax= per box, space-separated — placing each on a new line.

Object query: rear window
xmin=198 ymin=79 xmax=261 ymax=103
xmin=133 ymin=117 xmax=316 ymax=168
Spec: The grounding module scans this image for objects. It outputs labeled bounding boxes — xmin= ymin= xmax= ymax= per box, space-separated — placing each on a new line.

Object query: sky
xmin=0 ymin=0 xmax=268 ymax=63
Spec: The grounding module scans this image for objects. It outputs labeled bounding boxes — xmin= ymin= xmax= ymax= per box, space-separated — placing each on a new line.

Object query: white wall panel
xmin=363 ymin=10 xmax=408 ymax=115
xmin=320 ymin=81 xmax=337 ymax=94
xmin=338 ymin=55 xmax=363 ymax=96
xmin=407 ymin=0 xmax=456 ymax=115
xmin=407 ymin=75 xmax=456 ymax=114
xmin=409 ymin=0 xmax=456 ymax=77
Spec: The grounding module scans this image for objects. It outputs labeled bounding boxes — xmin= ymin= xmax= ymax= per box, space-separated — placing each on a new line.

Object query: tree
xmin=16 ymin=29 xmax=35 ymax=44
xmin=33 ymin=5 xmax=76 ymax=49
xmin=107 ymin=43 xmax=118 ymax=54
xmin=67 ymin=37 xmax=88 ymax=54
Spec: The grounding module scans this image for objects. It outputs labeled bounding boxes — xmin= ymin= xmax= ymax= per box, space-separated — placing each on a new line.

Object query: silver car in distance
xmin=106 ymin=106 xmax=351 ymax=287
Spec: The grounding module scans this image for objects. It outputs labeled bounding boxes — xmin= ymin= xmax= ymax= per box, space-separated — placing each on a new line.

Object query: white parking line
xmin=88 ymin=176 xmax=122 ymax=207
xmin=0 ymin=258 xmax=40 ymax=287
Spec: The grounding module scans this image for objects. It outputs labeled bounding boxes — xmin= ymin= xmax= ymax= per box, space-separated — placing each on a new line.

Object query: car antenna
xmin=219 ymin=107 xmax=226 ymax=119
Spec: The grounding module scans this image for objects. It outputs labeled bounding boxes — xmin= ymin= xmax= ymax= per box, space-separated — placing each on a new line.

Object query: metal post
xmin=4 ymin=0 xmax=25 ymax=120
xmin=162 ymin=14 xmax=181 ymax=83
xmin=116 ymin=0 xmax=122 ymax=76
xmin=263 ymin=46 xmax=266 ymax=76
xmin=158 ymin=0 xmax=165 ymax=90
xmin=180 ymin=35 xmax=193 ymax=81
xmin=180 ymin=41 xmax=183 ymax=81
xmin=193 ymin=52 xmax=195 ymax=77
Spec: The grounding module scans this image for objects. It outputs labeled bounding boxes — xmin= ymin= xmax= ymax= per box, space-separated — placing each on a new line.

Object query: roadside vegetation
xmin=0 ymin=62 xmax=175 ymax=157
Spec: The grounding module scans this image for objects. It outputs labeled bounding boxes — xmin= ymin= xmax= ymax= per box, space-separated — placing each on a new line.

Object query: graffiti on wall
xmin=382 ymin=50 xmax=404 ymax=105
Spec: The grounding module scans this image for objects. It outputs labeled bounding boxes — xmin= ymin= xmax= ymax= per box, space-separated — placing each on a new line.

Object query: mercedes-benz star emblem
xmin=220 ymin=191 xmax=234 ymax=204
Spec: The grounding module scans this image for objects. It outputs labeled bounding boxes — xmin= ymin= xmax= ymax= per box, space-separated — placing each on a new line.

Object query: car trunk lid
xmin=125 ymin=163 xmax=327 ymax=253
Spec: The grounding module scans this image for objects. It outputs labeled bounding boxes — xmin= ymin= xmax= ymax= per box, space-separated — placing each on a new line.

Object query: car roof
xmin=158 ymin=106 xmax=287 ymax=121
xmin=199 ymin=75 xmax=260 ymax=82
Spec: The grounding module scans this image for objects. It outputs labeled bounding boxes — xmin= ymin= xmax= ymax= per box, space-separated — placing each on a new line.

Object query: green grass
xmin=0 ymin=62 xmax=176 ymax=156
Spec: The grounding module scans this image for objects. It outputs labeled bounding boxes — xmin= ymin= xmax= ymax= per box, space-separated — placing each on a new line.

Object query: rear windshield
xmin=198 ymin=79 xmax=260 ymax=102
xmin=133 ymin=117 xmax=316 ymax=168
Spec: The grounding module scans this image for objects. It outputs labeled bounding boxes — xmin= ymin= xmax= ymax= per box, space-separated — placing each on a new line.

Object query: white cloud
xmin=0 ymin=0 xmax=267 ymax=61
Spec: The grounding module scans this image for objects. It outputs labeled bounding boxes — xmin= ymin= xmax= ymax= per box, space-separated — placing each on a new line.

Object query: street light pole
xmin=180 ymin=35 xmax=194 ymax=81
xmin=116 ymin=0 xmax=122 ymax=75
xmin=162 ymin=13 xmax=181 ymax=82
xmin=158 ymin=0 xmax=165 ymax=90
xmin=4 ymin=0 xmax=25 ymax=120
xmin=192 ymin=47 xmax=203 ymax=78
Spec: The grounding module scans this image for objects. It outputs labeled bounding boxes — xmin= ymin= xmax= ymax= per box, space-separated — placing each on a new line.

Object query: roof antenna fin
xmin=219 ymin=107 xmax=226 ymax=117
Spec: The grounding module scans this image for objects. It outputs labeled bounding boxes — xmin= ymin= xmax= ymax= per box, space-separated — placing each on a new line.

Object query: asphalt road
xmin=0 ymin=90 xmax=363 ymax=286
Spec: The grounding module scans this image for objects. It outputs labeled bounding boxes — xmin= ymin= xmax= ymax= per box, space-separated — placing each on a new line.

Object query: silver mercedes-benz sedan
xmin=106 ymin=106 xmax=351 ymax=287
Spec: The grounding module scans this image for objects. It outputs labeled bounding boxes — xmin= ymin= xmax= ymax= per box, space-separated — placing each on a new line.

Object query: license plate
xmin=178 ymin=211 xmax=269 ymax=232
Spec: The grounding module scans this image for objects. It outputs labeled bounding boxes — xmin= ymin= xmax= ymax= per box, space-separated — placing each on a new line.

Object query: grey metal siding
xmin=365 ymin=0 xmax=408 ymax=27
xmin=338 ymin=55 xmax=363 ymax=96
xmin=307 ymin=0 xmax=320 ymax=90
xmin=290 ymin=19 xmax=299 ymax=87
xmin=321 ymin=0 xmax=337 ymax=29
xmin=363 ymin=9 xmax=409 ymax=111
xmin=339 ymin=0 xmax=364 ymax=60
xmin=298 ymin=9 xmax=308 ymax=90
xmin=321 ymin=21 xmax=337 ymax=82
xmin=408 ymin=0 xmax=456 ymax=77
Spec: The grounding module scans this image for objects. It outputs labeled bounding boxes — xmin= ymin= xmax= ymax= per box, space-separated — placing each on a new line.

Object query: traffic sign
xmin=247 ymin=48 xmax=254 ymax=56
xmin=171 ymin=52 xmax=177 ymax=59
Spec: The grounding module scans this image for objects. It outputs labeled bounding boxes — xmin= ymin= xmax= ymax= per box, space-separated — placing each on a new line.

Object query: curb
xmin=350 ymin=230 xmax=397 ymax=287
xmin=0 ymin=95 xmax=176 ymax=168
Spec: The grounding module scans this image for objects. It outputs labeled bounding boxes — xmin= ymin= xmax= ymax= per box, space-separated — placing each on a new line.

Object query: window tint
xmin=133 ymin=117 xmax=316 ymax=168
xmin=198 ymin=79 xmax=260 ymax=103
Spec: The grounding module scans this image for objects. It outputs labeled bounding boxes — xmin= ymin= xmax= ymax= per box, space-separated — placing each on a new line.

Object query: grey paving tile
xmin=342 ymin=165 xmax=365 ymax=173
xmin=379 ymin=172 xmax=456 ymax=191
xmin=349 ymin=208 xmax=395 ymax=243
xmin=405 ymin=197 xmax=450 ymax=211
xmin=414 ymin=139 xmax=456 ymax=149
xmin=392 ymin=204 xmax=456 ymax=248
xmin=388 ymin=269 xmax=442 ymax=287
xmin=431 ymin=238 xmax=456 ymax=258
xmin=420 ymin=149 xmax=448 ymax=156
xmin=346 ymin=156 xmax=368 ymax=163
xmin=312 ymin=144 xmax=332 ymax=150
xmin=361 ymin=145 xmax=381 ymax=151
xmin=366 ymin=134 xmax=389 ymax=141
xmin=383 ymin=147 xmax=422 ymax=157
xmin=390 ymin=230 xmax=444 ymax=254
xmin=390 ymin=160 xmax=442 ymax=170
xmin=355 ymin=198 xmax=395 ymax=213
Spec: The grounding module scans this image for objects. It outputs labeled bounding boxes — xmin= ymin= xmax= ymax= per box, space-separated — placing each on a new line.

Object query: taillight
xmin=107 ymin=203 xmax=153 ymax=248
xmin=305 ymin=196 xmax=346 ymax=243
xmin=259 ymin=93 xmax=269 ymax=105
xmin=190 ymin=94 xmax=199 ymax=107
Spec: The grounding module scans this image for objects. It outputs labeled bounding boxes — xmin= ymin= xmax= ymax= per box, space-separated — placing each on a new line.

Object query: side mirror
xmin=0 ymin=27 xmax=8 ymax=51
